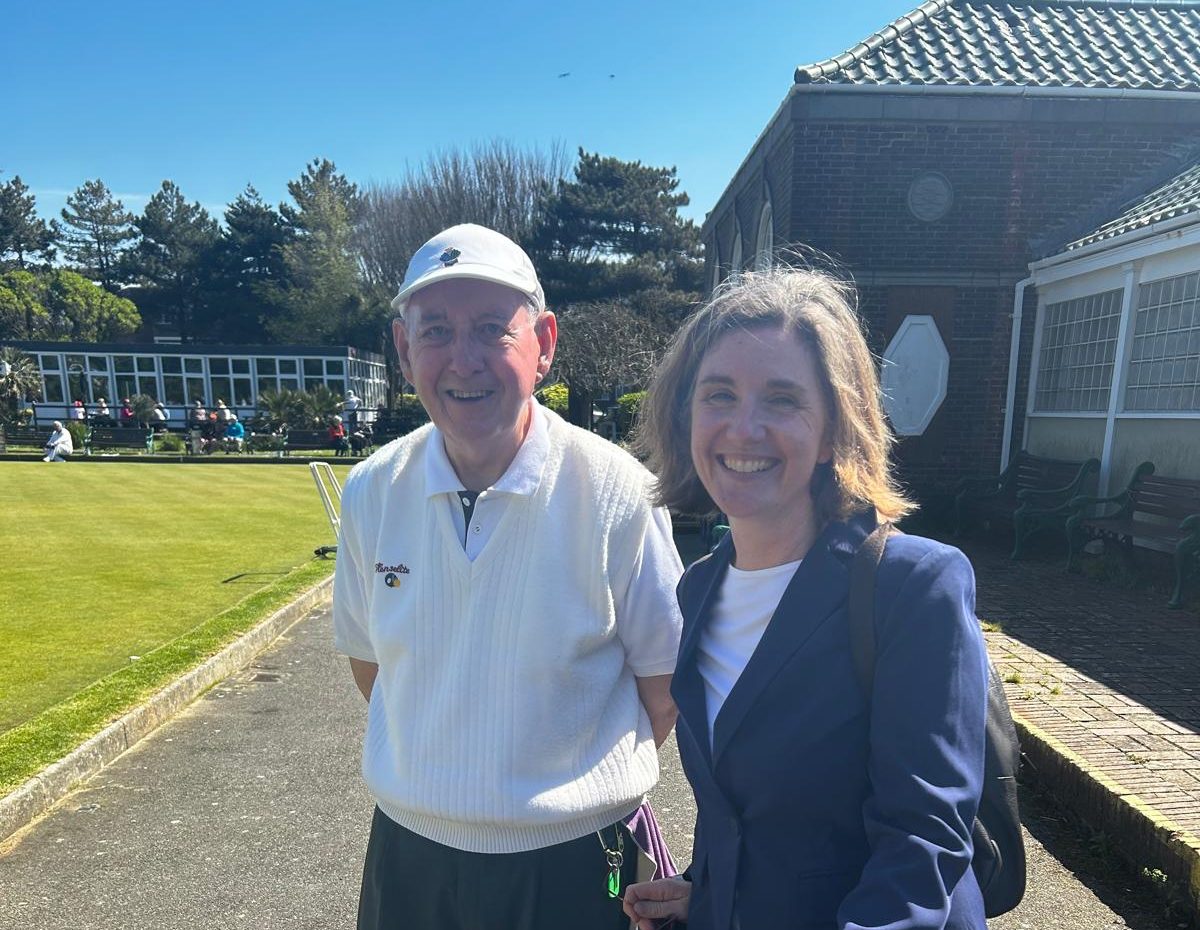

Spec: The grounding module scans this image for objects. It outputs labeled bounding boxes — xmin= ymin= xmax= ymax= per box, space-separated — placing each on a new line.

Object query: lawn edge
xmin=0 ymin=574 xmax=333 ymax=846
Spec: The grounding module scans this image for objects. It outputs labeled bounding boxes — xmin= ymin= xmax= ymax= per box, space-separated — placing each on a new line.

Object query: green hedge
xmin=537 ymin=383 xmax=569 ymax=415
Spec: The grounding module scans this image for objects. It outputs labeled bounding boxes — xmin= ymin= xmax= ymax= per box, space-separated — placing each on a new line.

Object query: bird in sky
xmin=557 ymin=71 xmax=571 ymax=78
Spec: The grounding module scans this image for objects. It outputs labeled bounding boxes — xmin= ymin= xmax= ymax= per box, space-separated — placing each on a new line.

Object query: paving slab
xmin=963 ymin=539 xmax=1200 ymax=921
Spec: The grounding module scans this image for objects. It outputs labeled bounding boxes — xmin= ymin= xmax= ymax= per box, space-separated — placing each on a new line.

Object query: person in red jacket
xmin=327 ymin=415 xmax=349 ymax=456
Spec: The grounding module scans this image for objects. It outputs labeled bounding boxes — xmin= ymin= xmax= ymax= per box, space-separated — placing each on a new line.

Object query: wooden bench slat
xmin=1078 ymin=518 xmax=1186 ymax=546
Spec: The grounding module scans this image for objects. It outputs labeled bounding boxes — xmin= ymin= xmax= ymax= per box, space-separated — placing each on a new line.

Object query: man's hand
xmin=635 ymin=674 xmax=676 ymax=747
xmin=349 ymin=658 xmax=378 ymax=701
xmin=622 ymin=876 xmax=691 ymax=929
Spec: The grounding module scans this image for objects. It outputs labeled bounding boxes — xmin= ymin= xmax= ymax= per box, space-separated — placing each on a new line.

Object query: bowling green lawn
xmin=0 ymin=461 xmax=352 ymax=793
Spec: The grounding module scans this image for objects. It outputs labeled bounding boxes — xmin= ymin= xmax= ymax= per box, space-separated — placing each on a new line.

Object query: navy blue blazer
xmin=672 ymin=515 xmax=988 ymax=930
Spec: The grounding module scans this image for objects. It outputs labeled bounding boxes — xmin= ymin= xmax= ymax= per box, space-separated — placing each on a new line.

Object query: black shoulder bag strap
xmin=849 ymin=521 xmax=893 ymax=698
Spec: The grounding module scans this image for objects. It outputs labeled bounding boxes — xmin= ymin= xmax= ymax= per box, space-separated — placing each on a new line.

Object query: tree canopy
xmin=0 ymin=268 xmax=140 ymax=341
xmin=127 ymin=180 xmax=221 ymax=341
xmin=0 ymin=176 xmax=58 ymax=270
xmin=205 ymin=185 xmax=292 ymax=344
xmin=59 ymin=180 xmax=138 ymax=292
xmin=1 ymin=144 xmax=704 ymax=421
xmin=263 ymin=159 xmax=373 ymax=346
xmin=530 ymin=149 xmax=704 ymax=424
xmin=531 ymin=149 xmax=703 ymax=318
xmin=358 ymin=141 xmax=568 ymax=296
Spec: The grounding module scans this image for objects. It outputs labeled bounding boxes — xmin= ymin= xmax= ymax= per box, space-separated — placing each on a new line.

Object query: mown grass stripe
xmin=0 ymin=559 xmax=332 ymax=795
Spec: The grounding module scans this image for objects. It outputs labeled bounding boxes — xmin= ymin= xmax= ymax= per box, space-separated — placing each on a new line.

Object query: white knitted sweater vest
xmin=339 ymin=414 xmax=663 ymax=853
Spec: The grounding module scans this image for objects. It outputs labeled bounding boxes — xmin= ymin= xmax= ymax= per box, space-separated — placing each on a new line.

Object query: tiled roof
xmin=795 ymin=0 xmax=1200 ymax=91
xmin=1066 ymin=158 xmax=1200 ymax=249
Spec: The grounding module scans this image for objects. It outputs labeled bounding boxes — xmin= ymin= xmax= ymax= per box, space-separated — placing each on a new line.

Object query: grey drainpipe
xmin=1001 ymin=277 xmax=1034 ymax=470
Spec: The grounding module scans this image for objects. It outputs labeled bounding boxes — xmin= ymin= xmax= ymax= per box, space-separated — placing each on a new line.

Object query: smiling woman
xmin=628 ymin=268 xmax=993 ymax=930
xmin=689 ymin=327 xmax=833 ymax=569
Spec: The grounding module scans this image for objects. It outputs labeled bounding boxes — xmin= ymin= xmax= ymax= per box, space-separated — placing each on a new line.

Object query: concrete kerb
xmin=1014 ymin=710 xmax=1200 ymax=922
xmin=0 ymin=576 xmax=333 ymax=846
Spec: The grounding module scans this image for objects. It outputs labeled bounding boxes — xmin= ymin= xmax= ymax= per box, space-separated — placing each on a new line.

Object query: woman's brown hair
xmin=636 ymin=266 xmax=914 ymax=526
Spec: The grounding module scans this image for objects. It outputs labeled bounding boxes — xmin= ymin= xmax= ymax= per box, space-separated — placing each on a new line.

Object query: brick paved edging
xmin=0 ymin=576 xmax=333 ymax=846
xmin=1014 ymin=709 xmax=1200 ymax=920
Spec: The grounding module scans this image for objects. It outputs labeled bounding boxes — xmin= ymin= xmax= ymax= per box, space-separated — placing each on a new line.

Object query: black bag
xmin=849 ymin=523 xmax=1026 ymax=918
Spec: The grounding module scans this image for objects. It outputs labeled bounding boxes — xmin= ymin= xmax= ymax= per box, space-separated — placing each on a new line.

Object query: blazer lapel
xmin=709 ymin=521 xmax=859 ymax=768
xmin=672 ymin=535 xmax=733 ymax=771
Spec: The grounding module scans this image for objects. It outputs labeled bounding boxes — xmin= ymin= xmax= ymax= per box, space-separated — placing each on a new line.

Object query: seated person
xmin=43 ymin=421 xmax=74 ymax=462
xmin=199 ymin=412 xmax=221 ymax=453
xmin=348 ymin=424 xmax=371 ymax=454
xmin=93 ymin=398 xmax=114 ymax=426
xmin=187 ymin=400 xmax=207 ymax=427
xmin=223 ymin=415 xmax=245 ymax=452
xmin=327 ymin=415 xmax=349 ymax=456
xmin=119 ymin=398 xmax=134 ymax=426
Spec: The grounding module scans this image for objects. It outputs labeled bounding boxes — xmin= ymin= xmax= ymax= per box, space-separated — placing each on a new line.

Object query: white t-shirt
xmin=697 ymin=558 xmax=802 ymax=748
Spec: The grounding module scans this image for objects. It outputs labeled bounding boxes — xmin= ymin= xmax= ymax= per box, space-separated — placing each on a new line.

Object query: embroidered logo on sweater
xmin=375 ymin=562 xmax=410 ymax=589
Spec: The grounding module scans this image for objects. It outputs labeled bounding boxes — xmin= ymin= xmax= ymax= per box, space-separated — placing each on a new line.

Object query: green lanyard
xmin=596 ymin=826 xmax=624 ymax=898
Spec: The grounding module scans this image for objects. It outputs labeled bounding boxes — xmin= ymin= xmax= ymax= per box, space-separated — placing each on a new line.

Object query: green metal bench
xmin=954 ymin=451 xmax=1099 ymax=559
xmin=283 ymin=428 xmax=348 ymax=456
xmin=1 ymin=424 xmax=54 ymax=451
xmin=84 ymin=426 xmax=154 ymax=455
xmin=1066 ymin=461 xmax=1200 ymax=608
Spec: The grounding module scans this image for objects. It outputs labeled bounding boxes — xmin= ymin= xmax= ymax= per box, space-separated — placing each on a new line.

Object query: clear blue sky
xmin=6 ymin=0 xmax=915 ymax=227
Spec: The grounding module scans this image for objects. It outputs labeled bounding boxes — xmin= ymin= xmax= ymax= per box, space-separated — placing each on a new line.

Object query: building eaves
xmin=795 ymin=0 xmax=1200 ymax=92
xmin=1064 ymin=157 xmax=1200 ymax=250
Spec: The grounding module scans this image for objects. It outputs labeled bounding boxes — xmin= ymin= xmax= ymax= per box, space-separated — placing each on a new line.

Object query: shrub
xmin=537 ymin=382 xmax=568 ymax=415
xmin=129 ymin=394 xmax=157 ymax=426
xmin=388 ymin=394 xmax=429 ymax=433
xmin=65 ymin=420 xmax=87 ymax=451
xmin=155 ymin=432 xmax=185 ymax=453
xmin=615 ymin=391 xmax=645 ymax=438
xmin=255 ymin=389 xmax=305 ymax=431
xmin=300 ymin=385 xmax=343 ymax=427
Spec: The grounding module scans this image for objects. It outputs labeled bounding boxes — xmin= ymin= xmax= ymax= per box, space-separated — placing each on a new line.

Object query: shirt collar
xmin=424 ymin=400 xmax=550 ymax=499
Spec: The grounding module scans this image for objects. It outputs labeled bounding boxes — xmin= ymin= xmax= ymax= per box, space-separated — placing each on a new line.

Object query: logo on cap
xmin=439 ymin=248 xmax=461 ymax=267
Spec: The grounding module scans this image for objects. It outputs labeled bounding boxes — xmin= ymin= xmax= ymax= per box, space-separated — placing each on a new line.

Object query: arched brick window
xmin=754 ymin=201 xmax=774 ymax=271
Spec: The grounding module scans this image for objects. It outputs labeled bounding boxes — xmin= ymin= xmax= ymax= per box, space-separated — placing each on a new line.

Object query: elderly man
xmin=42 ymin=421 xmax=73 ymax=462
xmin=333 ymin=224 xmax=684 ymax=930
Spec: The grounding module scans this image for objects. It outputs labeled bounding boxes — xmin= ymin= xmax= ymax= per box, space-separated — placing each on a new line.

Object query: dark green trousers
xmin=357 ymin=807 xmax=638 ymax=930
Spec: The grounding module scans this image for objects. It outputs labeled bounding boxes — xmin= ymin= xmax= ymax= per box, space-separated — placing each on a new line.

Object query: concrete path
xmin=0 ymin=605 xmax=1177 ymax=929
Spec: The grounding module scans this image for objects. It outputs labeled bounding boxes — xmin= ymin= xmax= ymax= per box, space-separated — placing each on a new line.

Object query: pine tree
xmin=530 ymin=150 xmax=704 ymax=425
xmin=0 ymin=176 xmax=58 ymax=269
xmin=128 ymin=181 xmax=220 ymax=341
xmin=265 ymin=159 xmax=370 ymax=345
xmin=59 ymin=179 xmax=138 ymax=291
xmin=207 ymin=185 xmax=292 ymax=343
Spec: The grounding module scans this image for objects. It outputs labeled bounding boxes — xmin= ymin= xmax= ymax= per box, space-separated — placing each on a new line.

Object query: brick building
xmin=1024 ymin=155 xmax=1200 ymax=491
xmin=703 ymin=0 xmax=1200 ymax=498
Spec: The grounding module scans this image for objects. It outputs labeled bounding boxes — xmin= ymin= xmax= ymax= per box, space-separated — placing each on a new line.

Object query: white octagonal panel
xmin=881 ymin=315 xmax=949 ymax=436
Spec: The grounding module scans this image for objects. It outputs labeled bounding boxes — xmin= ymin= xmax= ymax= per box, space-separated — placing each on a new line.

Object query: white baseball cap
xmin=391 ymin=223 xmax=544 ymax=315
